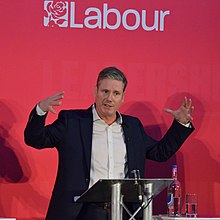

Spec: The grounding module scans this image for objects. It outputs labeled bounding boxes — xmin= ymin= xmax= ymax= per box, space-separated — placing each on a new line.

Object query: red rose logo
xmin=47 ymin=1 xmax=66 ymax=19
xmin=44 ymin=1 xmax=68 ymax=27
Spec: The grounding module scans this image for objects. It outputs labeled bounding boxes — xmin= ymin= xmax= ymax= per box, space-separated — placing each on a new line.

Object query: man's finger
xmin=49 ymin=100 xmax=62 ymax=107
xmin=164 ymin=108 xmax=173 ymax=114
xmin=49 ymin=91 xmax=65 ymax=101
xmin=48 ymin=106 xmax=57 ymax=114
xmin=186 ymin=98 xmax=192 ymax=109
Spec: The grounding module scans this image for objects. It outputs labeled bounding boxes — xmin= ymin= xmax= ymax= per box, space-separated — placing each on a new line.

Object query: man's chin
xmin=102 ymin=110 xmax=116 ymax=117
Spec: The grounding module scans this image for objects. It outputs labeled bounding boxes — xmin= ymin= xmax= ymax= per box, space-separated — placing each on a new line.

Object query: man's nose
xmin=106 ymin=92 xmax=113 ymax=101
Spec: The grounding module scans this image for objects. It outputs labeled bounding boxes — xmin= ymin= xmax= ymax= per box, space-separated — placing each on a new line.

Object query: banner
xmin=1 ymin=0 xmax=220 ymax=218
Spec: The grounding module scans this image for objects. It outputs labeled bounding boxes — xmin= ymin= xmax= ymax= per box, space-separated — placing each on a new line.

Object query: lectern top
xmin=76 ymin=178 xmax=172 ymax=203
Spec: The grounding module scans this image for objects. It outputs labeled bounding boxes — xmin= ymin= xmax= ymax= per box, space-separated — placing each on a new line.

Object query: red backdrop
xmin=1 ymin=0 xmax=220 ymax=219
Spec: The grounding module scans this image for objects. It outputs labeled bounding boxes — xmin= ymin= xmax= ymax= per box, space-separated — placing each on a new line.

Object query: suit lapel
xmin=79 ymin=108 xmax=93 ymax=174
xmin=121 ymin=117 xmax=136 ymax=176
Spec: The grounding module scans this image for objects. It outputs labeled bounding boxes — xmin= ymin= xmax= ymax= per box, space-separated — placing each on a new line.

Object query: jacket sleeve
xmin=24 ymin=106 xmax=66 ymax=149
xmin=142 ymin=119 xmax=195 ymax=162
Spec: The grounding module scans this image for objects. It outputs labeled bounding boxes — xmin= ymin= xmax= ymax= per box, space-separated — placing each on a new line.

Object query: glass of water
xmin=186 ymin=193 xmax=198 ymax=218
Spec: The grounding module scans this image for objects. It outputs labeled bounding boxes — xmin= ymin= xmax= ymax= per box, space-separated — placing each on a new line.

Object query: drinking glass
xmin=186 ymin=193 xmax=198 ymax=218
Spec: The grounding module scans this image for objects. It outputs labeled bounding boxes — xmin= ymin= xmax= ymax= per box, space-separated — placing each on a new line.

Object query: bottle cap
xmin=172 ymin=165 xmax=177 ymax=168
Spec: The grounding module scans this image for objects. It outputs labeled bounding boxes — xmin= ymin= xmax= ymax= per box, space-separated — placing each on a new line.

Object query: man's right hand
xmin=38 ymin=91 xmax=64 ymax=114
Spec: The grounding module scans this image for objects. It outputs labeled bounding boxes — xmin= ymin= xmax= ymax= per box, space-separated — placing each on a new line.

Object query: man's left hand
xmin=164 ymin=96 xmax=194 ymax=124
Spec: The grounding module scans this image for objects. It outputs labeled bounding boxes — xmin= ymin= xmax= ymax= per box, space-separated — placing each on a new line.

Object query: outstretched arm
xmin=164 ymin=96 xmax=194 ymax=124
xmin=24 ymin=91 xmax=66 ymax=148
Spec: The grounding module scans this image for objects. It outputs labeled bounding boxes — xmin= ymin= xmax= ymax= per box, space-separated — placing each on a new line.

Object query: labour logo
xmin=43 ymin=1 xmax=170 ymax=31
xmin=44 ymin=1 xmax=68 ymax=27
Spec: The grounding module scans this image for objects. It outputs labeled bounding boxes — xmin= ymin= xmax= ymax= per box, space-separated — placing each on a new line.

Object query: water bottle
xmin=167 ymin=165 xmax=182 ymax=216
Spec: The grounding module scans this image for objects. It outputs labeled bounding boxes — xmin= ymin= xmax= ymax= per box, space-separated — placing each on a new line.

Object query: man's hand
xmin=38 ymin=91 xmax=64 ymax=114
xmin=164 ymin=96 xmax=194 ymax=124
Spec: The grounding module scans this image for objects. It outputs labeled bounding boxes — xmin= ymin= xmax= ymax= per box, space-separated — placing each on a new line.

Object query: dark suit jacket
xmin=24 ymin=105 xmax=194 ymax=220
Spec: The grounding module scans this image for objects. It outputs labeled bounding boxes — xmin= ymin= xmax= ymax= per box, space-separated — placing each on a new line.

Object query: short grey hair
xmin=96 ymin=66 xmax=128 ymax=91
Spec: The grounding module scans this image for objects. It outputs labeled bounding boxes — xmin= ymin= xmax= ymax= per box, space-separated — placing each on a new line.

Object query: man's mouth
xmin=104 ymin=103 xmax=113 ymax=108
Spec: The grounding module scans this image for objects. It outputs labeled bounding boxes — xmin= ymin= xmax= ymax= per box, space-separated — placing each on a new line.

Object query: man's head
xmin=94 ymin=67 xmax=127 ymax=124
xmin=96 ymin=66 xmax=128 ymax=92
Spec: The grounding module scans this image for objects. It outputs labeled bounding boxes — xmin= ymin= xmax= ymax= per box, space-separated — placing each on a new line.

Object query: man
xmin=24 ymin=66 xmax=194 ymax=220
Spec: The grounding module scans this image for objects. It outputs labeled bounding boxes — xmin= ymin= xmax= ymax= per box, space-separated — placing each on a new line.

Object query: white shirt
xmin=36 ymin=104 xmax=127 ymax=188
xmin=89 ymin=105 xmax=127 ymax=187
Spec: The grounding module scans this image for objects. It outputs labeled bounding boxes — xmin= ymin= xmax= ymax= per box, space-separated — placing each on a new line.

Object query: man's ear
xmin=94 ymin=86 xmax=98 ymax=97
xmin=122 ymin=92 xmax=125 ymax=102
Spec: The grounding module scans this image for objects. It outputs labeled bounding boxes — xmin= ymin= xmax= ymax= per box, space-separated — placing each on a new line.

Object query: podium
xmin=77 ymin=178 xmax=172 ymax=220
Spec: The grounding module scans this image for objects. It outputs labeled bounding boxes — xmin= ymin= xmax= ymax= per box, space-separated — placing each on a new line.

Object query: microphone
xmin=131 ymin=169 xmax=143 ymax=202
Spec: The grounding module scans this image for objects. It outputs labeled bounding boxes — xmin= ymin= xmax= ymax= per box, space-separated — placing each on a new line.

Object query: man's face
xmin=94 ymin=78 xmax=125 ymax=124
